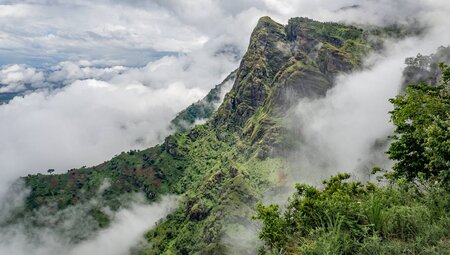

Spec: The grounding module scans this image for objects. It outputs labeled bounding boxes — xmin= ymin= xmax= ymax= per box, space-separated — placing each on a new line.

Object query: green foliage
xmin=253 ymin=203 xmax=288 ymax=253
xmin=388 ymin=64 xmax=450 ymax=181
xmin=90 ymin=208 xmax=110 ymax=228
xmin=141 ymin=125 xmax=285 ymax=254
xmin=21 ymin=144 xmax=185 ymax=229
xmin=255 ymin=174 xmax=450 ymax=254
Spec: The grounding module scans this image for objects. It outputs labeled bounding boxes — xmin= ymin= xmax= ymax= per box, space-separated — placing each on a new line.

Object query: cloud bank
xmin=0 ymin=187 xmax=179 ymax=255
xmin=0 ymin=64 xmax=45 ymax=93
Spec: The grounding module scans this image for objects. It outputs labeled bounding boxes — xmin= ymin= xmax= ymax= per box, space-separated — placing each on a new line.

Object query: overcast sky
xmin=0 ymin=0 xmax=435 ymax=66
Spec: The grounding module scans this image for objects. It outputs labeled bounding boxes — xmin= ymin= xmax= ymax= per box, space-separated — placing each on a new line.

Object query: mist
xmin=287 ymin=42 xmax=407 ymax=185
xmin=286 ymin=9 xmax=450 ymax=186
xmin=0 ymin=180 xmax=179 ymax=255
xmin=0 ymin=48 xmax=241 ymax=196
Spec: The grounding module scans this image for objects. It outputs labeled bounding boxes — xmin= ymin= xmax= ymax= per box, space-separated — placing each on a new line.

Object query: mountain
xmin=6 ymin=16 xmax=422 ymax=254
xmin=170 ymin=70 xmax=237 ymax=132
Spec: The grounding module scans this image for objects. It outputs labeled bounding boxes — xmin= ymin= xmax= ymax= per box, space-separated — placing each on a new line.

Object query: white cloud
xmin=67 ymin=195 xmax=178 ymax=255
xmin=0 ymin=64 xmax=45 ymax=92
xmin=0 ymin=26 xmax=240 ymax=196
xmin=288 ymin=49 xmax=404 ymax=184
xmin=0 ymin=191 xmax=179 ymax=255
xmin=0 ymin=78 xmax=205 ymax=198
xmin=0 ymin=36 xmax=240 ymax=188
xmin=0 ymin=0 xmax=446 ymax=66
xmin=46 ymin=61 xmax=127 ymax=84
xmin=0 ymin=2 xmax=209 ymax=65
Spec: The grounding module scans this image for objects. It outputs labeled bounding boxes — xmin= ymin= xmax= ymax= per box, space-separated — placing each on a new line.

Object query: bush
xmin=254 ymin=174 xmax=450 ymax=254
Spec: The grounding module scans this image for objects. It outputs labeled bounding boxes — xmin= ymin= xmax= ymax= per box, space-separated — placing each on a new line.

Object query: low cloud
xmin=287 ymin=48 xmax=404 ymax=185
xmin=0 ymin=64 xmax=45 ymax=93
xmin=0 ymin=78 xmax=204 ymax=189
xmin=285 ymin=0 xmax=450 ymax=185
xmin=66 ymin=195 xmax=178 ymax=255
xmin=0 ymin=184 xmax=179 ymax=255
xmin=46 ymin=61 xmax=128 ymax=85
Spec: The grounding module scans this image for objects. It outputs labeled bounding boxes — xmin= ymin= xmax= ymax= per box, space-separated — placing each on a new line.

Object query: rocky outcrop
xmin=212 ymin=16 xmax=291 ymax=130
xmin=212 ymin=17 xmax=371 ymax=134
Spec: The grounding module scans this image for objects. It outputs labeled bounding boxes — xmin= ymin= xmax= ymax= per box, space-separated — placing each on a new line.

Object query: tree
xmin=424 ymin=117 xmax=450 ymax=181
xmin=47 ymin=168 xmax=55 ymax=174
xmin=253 ymin=203 xmax=288 ymax=254
xmin=388 ymin=64 xmax=450 ymax=180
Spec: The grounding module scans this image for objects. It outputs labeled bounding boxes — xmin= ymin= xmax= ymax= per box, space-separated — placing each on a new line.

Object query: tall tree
xmin=388 ymin=64 xmax=450 ymax=181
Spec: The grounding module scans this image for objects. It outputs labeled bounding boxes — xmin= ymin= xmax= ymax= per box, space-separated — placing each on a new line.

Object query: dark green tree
xmin=253 ymin=203 xmax=288 ymax=254
xmin=388 ymin=64 xmax=450 ymax=180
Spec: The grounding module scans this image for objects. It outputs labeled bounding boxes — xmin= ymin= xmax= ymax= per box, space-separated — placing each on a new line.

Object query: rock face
xmin=213 ymin=17 xmax=370 ymax=132
xmin=15 ymin=16 xmax=381 ymax=255
xmin=212 ymin=17 xmax=291 ymax=129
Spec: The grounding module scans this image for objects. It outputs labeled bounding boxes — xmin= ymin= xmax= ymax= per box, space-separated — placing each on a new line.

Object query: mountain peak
xmin=212 ymin=17 xmax=370 ymax=137
xmin=255 ymin=16 xmax=278 ymax=27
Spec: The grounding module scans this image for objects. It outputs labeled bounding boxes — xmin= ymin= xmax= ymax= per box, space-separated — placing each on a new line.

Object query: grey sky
xmin=0 ymin=0 xmax=430 ymax=66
